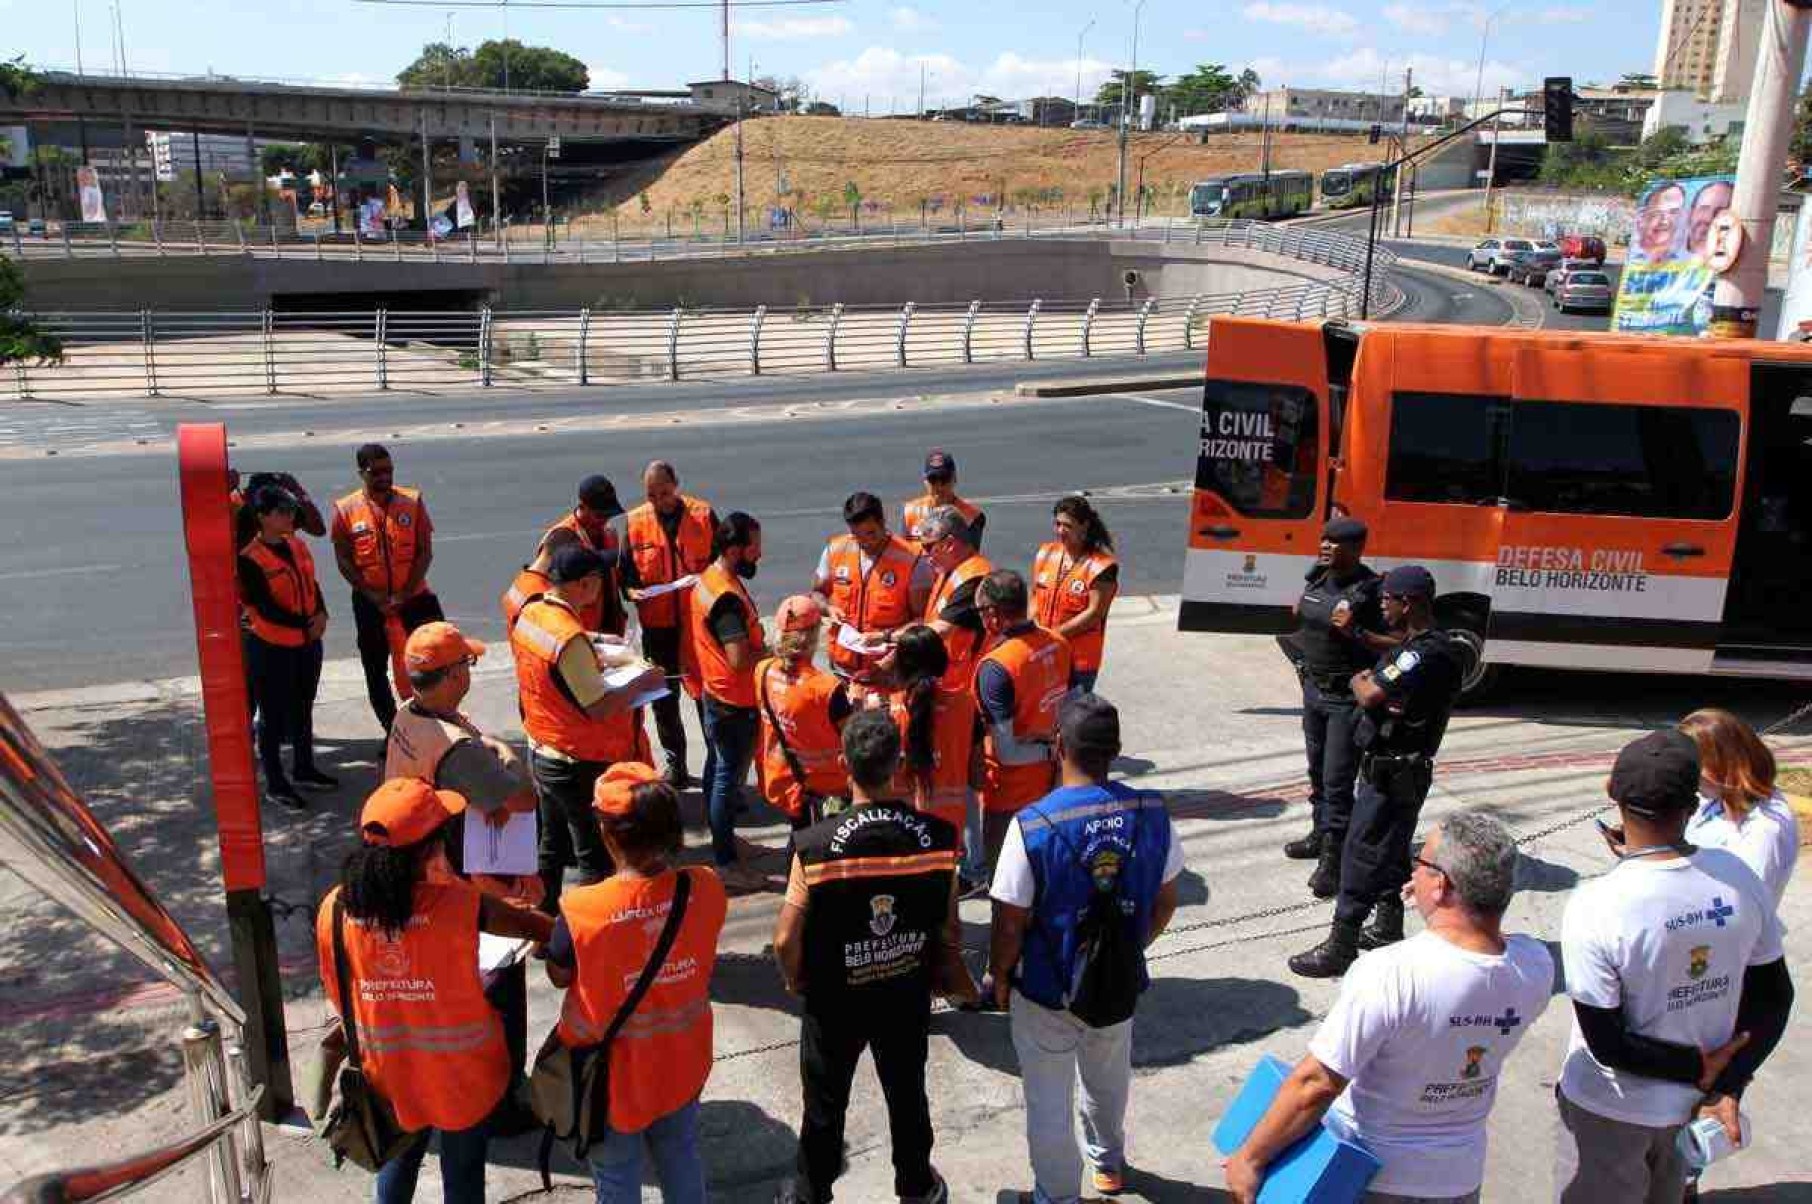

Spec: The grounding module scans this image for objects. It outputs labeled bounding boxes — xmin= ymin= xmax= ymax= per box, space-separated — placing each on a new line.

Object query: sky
xmin=4 ymin=0 xmax=1666 ymax=111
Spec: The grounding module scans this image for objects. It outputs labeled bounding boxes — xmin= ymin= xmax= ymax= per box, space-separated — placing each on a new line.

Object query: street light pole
xmin=1115 ymin=0 xmax=1146 ymax=228
xmin=1075 ymin=18 xmax=1094 ymax=126
xmin=1470 ymin=2 xmax=1511 ymax=120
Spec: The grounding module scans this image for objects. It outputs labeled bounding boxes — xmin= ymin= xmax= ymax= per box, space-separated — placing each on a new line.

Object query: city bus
xmin=1319 ymin=162 xmax=1396 ymax=210
xmin=1180 ymin=318 xmax=1812 ymax=691
xmin=1189 ymin=170 xmax=1314 ymax=220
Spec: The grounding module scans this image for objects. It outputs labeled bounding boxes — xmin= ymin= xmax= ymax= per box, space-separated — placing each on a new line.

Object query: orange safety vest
xmin=1031 ymin=542 xmax=1118 ymax=674
xmin=681 ymin=563 xmax=766 ymax=709
xmin=315 ymin=880 xmax=509 ymax=1134
xmin=926 ymin=552 xmax=993 ymax=688
xmin=540 ymin=512 xmax=626 ymax=636
xmin=555 ymin=867 xmax=728 ymax=1134
xmin=240 ymin=536 xmax=322 ymax=648
xmin=889 ymin=683 xmax=976 ymax=835
xmin=511 ymin=596 xmax=650 ymax=763
xmin=820 ymin=533 xmax=921 ymax=677
xmin=501 ymin=565 xmax=550 ymax=631
xmin=625 ymin=497 xmax=715 ymax=629
xmin=333 ymin=487 xmax=428 ymax=598
xmin=976 ymin=625 xmax=1072 ymax=814
xmin=754 ymin=657 xmax=848 ymax=820
xmin=902 ymin=493 xmax=983 ymax=543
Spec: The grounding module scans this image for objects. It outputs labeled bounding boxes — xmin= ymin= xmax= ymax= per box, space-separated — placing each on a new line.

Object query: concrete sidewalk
xmin=4 ymin=596 xmax=1810 ymax=1201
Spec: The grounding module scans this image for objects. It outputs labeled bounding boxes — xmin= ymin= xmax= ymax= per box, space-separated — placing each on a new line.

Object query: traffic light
xmin=1368 ymin=123 xmax=1381 ymax=144
xmin=1543 ymin=77 xmax=1573 ymax=143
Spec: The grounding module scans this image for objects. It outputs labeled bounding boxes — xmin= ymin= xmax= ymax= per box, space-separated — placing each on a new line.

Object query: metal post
xmin=61 ymin=224 xmax=72 ymax=258
xmin=576 ymin=307 xmax=591 ymax=385
xmin=825 ymin=303 xmax=844 ymax=371
xmin=1081 ymin=298 xmax=1099 ymax=357
xmin=352 ymin=222 xmax=363 ymax=262
xmin=1711 ymin=0 xmax=1811 ymax=338
xmin=1482 ymin=86 xmax=1505 ymax=232
xmin=490 ymin=114 xmax=502 ymax=250
xmin=182 ymin=1012 xmax=243 ymax=1204
xmin=195 ymin=219 xmax=205 ymax=255
xmin=1023 ymin=298 xmax=1041 ymax=360
xmin=392 ymin=227 xmax=403 ymax=262
xmin=1361 ymin=166 xmax=1384 ymax=319
xmin=469 ymin=230 xmax=477 ymax=263
xmin=234 ymin=221 xmax=247 ymax=257
xmin=269 ymin=225 xmax=280 ymax=259
xmin=749 ymin=304 xmax=766 ymax=375
xmin=374 ymin=309 xmax=389 ymax=390
xmin=961 ymin=300 xmax=980 ymax=363
xmin=11 ymin=223 xmax=21 ymax=257
xmin=1183 ymin=294 xmax=1202 ymax=350
xmin=141 ymin=308 xmax=159 ymax=395
xmin=14 ymin=360 xmax=27 ymax=399
xmin=895 ymin=301 xmax=915 ymax=367
xmin=479 ymin=305 xmax=494 ymax=386
xmin=1135 ymin=297 xmax=1154 ymax=354
xmin=261 ymin=308 xmax=276 ymax=393
xmin=666 ymin=307 xmax=682 ymax=380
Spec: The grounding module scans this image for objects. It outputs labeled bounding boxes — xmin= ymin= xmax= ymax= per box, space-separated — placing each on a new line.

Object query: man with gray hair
xmin=1226 ymin=812 xmax=1553 ymax=1204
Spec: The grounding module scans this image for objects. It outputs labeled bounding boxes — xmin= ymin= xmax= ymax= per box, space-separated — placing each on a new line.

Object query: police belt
xmin=1303 ymin=669 xmax=1358 ymax=696
xmin=1359 ymin=750 xmax=1432 ymax=782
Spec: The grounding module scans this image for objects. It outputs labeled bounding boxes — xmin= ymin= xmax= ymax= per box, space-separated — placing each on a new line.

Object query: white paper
xmin=636 ymin=575 xmax=697 ymax=601
xmin=835 ymin=624 xmax=889 ymax=656
xmin=602 ymin=662 xmax=672 ymax=708
xmin=478 ymin=933 xmax=532 ymax=978
xmin=463 ymin=810 xmax=538 ymax=876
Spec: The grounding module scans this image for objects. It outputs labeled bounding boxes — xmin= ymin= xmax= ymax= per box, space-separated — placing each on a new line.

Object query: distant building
xmin=1243 ymin=87 xmax=1404 ymax=126
xmin=1641 ymin=90 xmax=1747 ymax=144
xmin=148 ymin=131 xmax=277 ymax=182
xmin=1653 ymin=0 xmax=1762 ymax=103
xmin=687 ymin=79 xmax=780 ymax=114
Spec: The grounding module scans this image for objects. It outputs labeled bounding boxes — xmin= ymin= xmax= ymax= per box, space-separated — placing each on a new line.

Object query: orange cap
xmin=776 ymin=594 xmax=824 ymax=632
xmin=593 ymin=761 xmax=663 ymax=817
xmin=404 ymin=621 xmax=486 ymax=673
xmin=360 ymin=778 xmax=467 ymax=847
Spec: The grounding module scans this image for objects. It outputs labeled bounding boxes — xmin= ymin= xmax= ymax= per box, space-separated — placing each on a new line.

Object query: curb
xmin=1014 ymin=375 xmax=1200 ymax=398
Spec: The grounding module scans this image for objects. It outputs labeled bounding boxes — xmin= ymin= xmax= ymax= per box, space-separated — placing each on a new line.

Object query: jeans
xmin=1334 ymin=758 xmax=1433 ymax=929
xmin=244 ymin=635 xmax=323 ymax=792
xmin=1301 ymin=678 xmax=1361 ymax=845
xmin=1009 ymin=990 xmax=1132 ymax=1204
xmin=641 ymin=625 xmax=690 ymax=777
xmin=795 ymin=999 xmax=936 ymax=1201
xmin=1555 ymin=1089 xmax=1688 ymax=1204
xmin=585 ymin=1097 xmax=707 ymax=1204
xmin=374 ymin=1122 xmax=489 ymax=1204
xmin=700 ymin=697 xmax=757 ymax=866
xmin=530 ymin=750 xmax=613 ymax=913
xmin=351 ymin=589 xmax=444 ymax=733
xmin=961 ymin=789 xmax=987 ymax=883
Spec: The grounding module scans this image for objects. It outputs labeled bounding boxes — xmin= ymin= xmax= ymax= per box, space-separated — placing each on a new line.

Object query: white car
xmin=1466 ymin=237 xmax=1536 ymax=275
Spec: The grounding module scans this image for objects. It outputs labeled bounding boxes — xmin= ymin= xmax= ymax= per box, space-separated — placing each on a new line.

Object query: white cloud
xmin=1536 ymin=6 xmax=1589 ymax=21
xmin=604 ymin=15 xmax=653 ymax=33
xmin=1261 ymin=46 xmax=1521 ymax=97
xmin=890 ymin=6 xmax=937 ymax=31
xmin=802 ymin=47 xmax=1116 ymax=110
xmin=588 ymin=65 xmax=631 ymax=90
xmin=1240 ymin=3 xmax=1359 ymax=36
xmin=1382 ymin=2 xmax=1450 ymax=35
xmin=733 ymin=15 xmax=855 ymax=40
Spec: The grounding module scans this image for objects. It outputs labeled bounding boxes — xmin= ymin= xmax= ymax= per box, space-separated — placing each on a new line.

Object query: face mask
xmin=735 ymin=559 xmax=759 ymax=580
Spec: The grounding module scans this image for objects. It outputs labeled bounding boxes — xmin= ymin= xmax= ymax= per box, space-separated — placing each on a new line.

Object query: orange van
xmin=1181 ymin=318 xmax=1812 ymax=688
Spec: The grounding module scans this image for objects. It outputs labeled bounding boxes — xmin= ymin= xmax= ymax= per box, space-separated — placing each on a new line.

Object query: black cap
xmin=923 ymin=449 xmax=956 ymax=480
xmin=547 ymin=544 xmax=617 ymax=585
xmin=247 ymin=484 xmax=298 ymax=516
xmin=1059 ymin=693 xmax=1121 ymax=761
xmin=1382 ymin=564 xmax=1436 ymax=599
xmin=1608 ymin=729 xmax=1701 ymax=817
xmin=1322 ymin=516 xmax=1368 ymax=543
xmin=577 ymin=474 xmax=623 ymax=520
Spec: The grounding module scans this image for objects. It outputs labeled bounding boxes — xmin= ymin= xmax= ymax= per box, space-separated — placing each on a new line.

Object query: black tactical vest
xmin=1295 ymin=565 xmax=1383 ymax=684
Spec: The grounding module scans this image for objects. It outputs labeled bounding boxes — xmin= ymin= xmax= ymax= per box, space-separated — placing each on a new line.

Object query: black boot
xmin=1282 ymin=828 xmax=1323 ymax=860
xmin=1288 ymin=921 xmax=1361 ymax=978
xmin=1307 ymin=843 xmax=1341 ymax=899
xmin=1358 ymin=895 xmax=1405 ymax=951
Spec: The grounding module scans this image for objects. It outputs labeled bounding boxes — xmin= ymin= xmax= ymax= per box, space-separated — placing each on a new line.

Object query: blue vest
xmin=1011 ymin=781 xmax=1173 ymax=1012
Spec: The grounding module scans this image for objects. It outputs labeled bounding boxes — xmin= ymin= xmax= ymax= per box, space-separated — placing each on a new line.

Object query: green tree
xmin=396 ymin=42 xmax=475 ymax=88
xmin=1537 ymin=129 xmax=1621 ymax=188
xmin=1793 ymin=86 xmax=1812 ymax=169
xmin=259 ymin=143 xmax=310 ymax=178
xmin=0 ymin=258 xmax=63 ymax=368
xmin=1094 ymin=69 xmax=1164 ymax=111
xmin=1617 ymin=72 xmax=1658 ymax=91
xmin=804 ymin=100 xmax=842 ymax=116
xmin=397 ymin=39 xmax=588 ymax=93
xmin=842 ymin=179 xmax=861 ymax=225
xmin=1166 ymin=64 xmax=1244 ymax=116
xmin=0 ymin=56 xmax=42 ymax=101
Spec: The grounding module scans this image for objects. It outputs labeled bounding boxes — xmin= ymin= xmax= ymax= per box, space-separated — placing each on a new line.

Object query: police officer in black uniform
xmin=772 ymin=709 xmax=974 ymax=1204
xmin=1289 ymin=564 xmax=1464 ymax=978
xmin=1285 ymin=516 xmax=1397 ymax=900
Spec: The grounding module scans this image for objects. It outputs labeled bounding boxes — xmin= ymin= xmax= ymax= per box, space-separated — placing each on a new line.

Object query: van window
xmin=1196 ymin=379 xmax=1320 ymax=518
xmin=1385 ymin=392 xmax=1510 ymax=505
xmin=1506 ymin=401 xmax=1740 ymax=519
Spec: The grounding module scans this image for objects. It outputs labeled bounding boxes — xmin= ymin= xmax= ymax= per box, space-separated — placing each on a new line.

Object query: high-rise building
xmin=1653 ymin=0 xmax=1763 ymax=103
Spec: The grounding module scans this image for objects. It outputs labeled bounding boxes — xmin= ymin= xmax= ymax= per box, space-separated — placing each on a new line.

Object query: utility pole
xmin=1259 ymin=92 xmax=1272 ymax=177
xmin=420 ymin=109 xmax=433 ymax=232
xmin=489 ymin=113 xmax=501 ymax=247
xmin=1710 ymin=0 xmax=1811 ymax=338
xmin=918 ymin=62 xmax=926 ymax=117
xmin=1115 ymin=0 xmax=1146 ymax=227
xmin=1482 ymin=85 xmax=1506 ymax=232
xmin=329 ymin=142 xmax=341 ymax=234
xmin=1391 ymin=67 xmax=1411 ymax=236
xmin=1075 ymin=18 xmax=1094 ymax=128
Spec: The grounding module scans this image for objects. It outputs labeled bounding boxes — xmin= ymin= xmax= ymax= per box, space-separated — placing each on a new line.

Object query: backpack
xmin=1041 ymin=801 xmax=1147 ymax=1029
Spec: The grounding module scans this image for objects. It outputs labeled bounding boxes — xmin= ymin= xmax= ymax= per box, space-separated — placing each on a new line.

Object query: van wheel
xmin=1445 ymin=624 xmax=1499 ymax=703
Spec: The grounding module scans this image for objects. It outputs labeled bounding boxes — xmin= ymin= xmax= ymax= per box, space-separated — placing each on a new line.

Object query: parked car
xmin=26 ymin=217 xmax=45 ymax=237
xmin=1507 ymin=246 xmax=1564 ymax=286
xmin=1553 ymin=268 xmax=1613 ymax=313
xmin=1559 ymin=233 xmax=1607 ymax=264
xmin=0 ymin=212 xmax=12 ymax=235
xmin=1544 ymin=258 xmax=1596 ymax=295
xmin=1466 ymin=236 xmax=1535 ymax=275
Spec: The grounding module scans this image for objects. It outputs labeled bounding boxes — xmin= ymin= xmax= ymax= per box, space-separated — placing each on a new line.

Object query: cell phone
xmin=1596 ymin=818 xmax=1624 ymax=845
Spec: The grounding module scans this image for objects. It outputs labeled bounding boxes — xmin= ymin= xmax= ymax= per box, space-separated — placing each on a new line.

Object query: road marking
xmin=1107 ymin=392 xmax=1199 ymax=414
xmin=0 ymin=562 xmax=125 ymax=582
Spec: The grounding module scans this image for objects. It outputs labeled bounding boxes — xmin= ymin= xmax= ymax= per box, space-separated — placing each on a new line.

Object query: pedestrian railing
xmin=8 ymin=271 xmax=1400 ymax=400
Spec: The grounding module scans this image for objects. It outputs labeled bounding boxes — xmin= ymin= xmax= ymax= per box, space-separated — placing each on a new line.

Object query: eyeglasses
xmin=1412 ymin=854 xmax=1449 ymax=880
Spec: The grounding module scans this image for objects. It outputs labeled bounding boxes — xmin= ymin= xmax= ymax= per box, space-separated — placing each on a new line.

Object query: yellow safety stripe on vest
xmin=1017 ymin=794 xmax=1168 ymax=833
xmin=799 ymin=849 xmax=957 ymax=886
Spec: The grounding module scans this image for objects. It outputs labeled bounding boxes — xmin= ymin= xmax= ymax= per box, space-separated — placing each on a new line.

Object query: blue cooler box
xmin=1212 ymin=1054 xmax=1382 ymax=1204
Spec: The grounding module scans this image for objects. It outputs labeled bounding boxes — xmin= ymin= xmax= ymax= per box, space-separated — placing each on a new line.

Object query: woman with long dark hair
xmin=316 ymin=779 xmax=553 ymax=1203
xmin=887 ymin=624 xmax=982 ymax=890
xmin=545 ymin=763 xmax=728 ymax=1203
xmin=1031 ymin=495 xmax=1120 ymax=692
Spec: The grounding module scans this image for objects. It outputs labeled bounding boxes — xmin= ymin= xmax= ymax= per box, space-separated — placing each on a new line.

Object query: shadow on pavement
xmin=1703 ymin=1187 xmax=1812 ymax=1203
xmin=1514 ymin=851 xmax=1581 ymax=896
xmin=1468 ymin=668 xmax=1812 ymax=737
xmin=714 ymin=948 xmax=800 ymax=1018
xmin=1167 ymin=790 xmax=1288 ymax=823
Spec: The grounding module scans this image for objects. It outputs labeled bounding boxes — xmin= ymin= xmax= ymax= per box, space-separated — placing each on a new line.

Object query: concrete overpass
xmin=2 ymin=71 xmax=722 ymax=145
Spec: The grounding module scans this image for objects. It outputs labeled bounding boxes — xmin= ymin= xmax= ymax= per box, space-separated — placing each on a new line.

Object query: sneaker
xmin=1091 ymin=1165 xmax=1126 ymax=1195
xmin=293 ymin=767 xmax=340 ymax=790
xmin=958 ymin=876 xmax=990 ymax=901
xmin=267 ymin=787 xmax=308 ymax=812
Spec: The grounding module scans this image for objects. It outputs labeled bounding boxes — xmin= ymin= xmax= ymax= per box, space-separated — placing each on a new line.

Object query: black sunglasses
xmin=1412 ymin=854 xmax=1448 ymax=879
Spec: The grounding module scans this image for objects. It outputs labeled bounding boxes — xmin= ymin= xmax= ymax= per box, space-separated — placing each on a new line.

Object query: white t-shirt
xmin=1558 ymin=848 xmax=1785 ymax=1127
xmin=990 ymin=808 xmax=1187 ymax=908
xmin=1685 ymin=792 xmax=1799 ymax=907
xmin=1309 ymin=931 xmax=1554 ymax=1198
